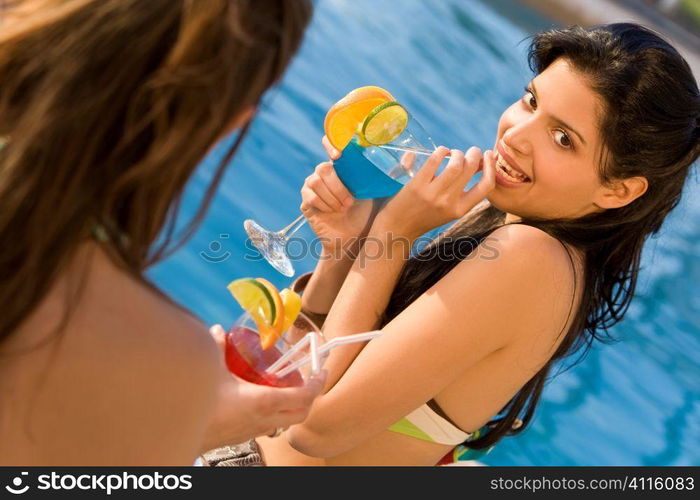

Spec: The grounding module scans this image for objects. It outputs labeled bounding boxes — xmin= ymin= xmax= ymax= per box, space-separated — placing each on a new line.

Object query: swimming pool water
xmin=148 ymin=0 xmax=700 ymax=465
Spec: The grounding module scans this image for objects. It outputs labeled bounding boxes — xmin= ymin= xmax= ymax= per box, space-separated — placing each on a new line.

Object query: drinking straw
xmin=265 ymin=334 xmax=311 ymax=375
xmin=271 ymin=330 xmax=383 ymax=379
xmin=379 ymin=145 xmax=451 ymax=157
xmin=309 ymin=332 xmax=320 ymax=375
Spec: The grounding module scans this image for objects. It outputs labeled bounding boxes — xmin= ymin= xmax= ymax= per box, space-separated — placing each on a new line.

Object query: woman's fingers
xmin=454 ymin=146 xmax=482 ymax=188
xmin=432 ymin=149 xmax=465 ymax=190
xmin=301 ymin=162 xmax=345 ymax=213
xmin=322 ymin=135 xmax=341 ymax=160
xmin=414 ymin=146 xmax=450 ymax=183
xmin=400 ymin=151 xmax=416 ymax=177
xmin=457 ymin=149 xmax=496 ymax=214
xmin=253 ymin=371 xmax=328 ymax=428
xmin=309 ymin=170 xmax=344 ymax=212
xmin=209 ymin=324 xmax=226 ymax=352
xmin=276 ymin=371 xmax=327 ymax=412
xmin=302 ymin=162 xmax=353 ymax=213
xmin=464 ymin=146 xmax=483 ymax=176
xmin=437 ymin=147 xmax=482 ymax=193
xmin=301 ymin=185 xmax=334 ymax=213
xmin=478 ymin=149 xmax=496 ymax=192
xmin=316 ymin=162 xmax=353 ymax=208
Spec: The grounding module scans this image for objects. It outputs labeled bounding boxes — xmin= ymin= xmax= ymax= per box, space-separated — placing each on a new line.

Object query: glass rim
xmin=234 ymin=310 xmax=324 ymax=339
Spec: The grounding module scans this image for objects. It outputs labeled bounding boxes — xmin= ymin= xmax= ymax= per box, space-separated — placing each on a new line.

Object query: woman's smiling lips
xmin=495 ymin=143 xmax=532 ymax=187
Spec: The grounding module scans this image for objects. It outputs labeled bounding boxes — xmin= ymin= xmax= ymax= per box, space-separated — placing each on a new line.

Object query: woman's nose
xmin=502 ymin=120 xmax=533 ymax=157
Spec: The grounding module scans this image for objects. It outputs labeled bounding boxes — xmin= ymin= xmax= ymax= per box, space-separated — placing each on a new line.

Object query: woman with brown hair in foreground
xmin=0 ymin=0 xmax=323 ymax=465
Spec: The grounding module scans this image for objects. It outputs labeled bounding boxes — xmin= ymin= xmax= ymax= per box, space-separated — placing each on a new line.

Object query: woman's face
xmin=489 ymin=58 xmax=608 ymax=220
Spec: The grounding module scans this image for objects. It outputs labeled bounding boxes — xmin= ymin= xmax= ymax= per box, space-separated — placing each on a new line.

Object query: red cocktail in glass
xmin=224 ymin=311 xmax=323 ymax=388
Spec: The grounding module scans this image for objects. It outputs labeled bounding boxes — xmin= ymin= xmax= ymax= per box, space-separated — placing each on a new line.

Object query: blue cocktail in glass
xmin=244 ymin=103 xmax=440 ymax=276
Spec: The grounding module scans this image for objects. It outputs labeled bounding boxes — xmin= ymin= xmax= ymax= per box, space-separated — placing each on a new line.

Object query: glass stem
xmin=279 ymin=213 xmax=307 ymax=238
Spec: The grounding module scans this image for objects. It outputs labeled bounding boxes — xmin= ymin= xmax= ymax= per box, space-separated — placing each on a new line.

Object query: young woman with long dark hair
xmin=255 ymin=23 xmax=700 ymax=465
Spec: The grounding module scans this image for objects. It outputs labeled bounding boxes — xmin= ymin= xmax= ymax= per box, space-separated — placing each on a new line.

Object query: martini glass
xmin=244 ymin=106 xmax=441 ymax=277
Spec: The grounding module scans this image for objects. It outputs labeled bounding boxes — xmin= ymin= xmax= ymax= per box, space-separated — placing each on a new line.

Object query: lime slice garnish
xmin=361 ymin=101 xmax=409 ymax=146
xmin=227 ymin=278 xmax=276 ymax=325
xmin=255 ymin=278 xmax=285 ymax=332
xmin=355 ymin=123 xmax=372 ymax=147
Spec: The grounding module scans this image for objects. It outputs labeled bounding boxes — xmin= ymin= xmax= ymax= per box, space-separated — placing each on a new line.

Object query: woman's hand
xmin=374 ymin=146 xmax=496 ymax=241
xmin=201 ymin=325 xmax=327 ymax=451
xmin=300 ymin=136 xmax=381 ymax=258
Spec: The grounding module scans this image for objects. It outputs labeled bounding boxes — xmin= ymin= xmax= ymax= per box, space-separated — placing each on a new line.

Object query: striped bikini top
xmin=388 ymin=403 xmax=471 ymax=446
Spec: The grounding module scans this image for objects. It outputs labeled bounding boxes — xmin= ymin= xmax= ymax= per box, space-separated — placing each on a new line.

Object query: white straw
xmin=264 ymin=334 xmax=310 ymax=375
xmin=272 ymin=330 xmax=383 ymax=379
xmin=309 ymin=332 xmax=320 ymax=375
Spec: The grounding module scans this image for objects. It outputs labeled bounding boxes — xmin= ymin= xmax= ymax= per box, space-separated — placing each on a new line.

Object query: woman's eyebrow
xmin=531 ymin=81 xmax=587 ymax=146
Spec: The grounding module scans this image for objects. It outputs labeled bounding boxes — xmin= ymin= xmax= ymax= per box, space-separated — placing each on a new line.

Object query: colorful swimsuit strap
xmin=388 ymin=403 xmax=496 ymax=464
xmin=388 ymin=403 xmax=472 ymax=446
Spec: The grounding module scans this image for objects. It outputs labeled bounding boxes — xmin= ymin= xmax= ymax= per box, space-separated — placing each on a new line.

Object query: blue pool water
xmin=148 ymin=0 xmax=700 ymax=465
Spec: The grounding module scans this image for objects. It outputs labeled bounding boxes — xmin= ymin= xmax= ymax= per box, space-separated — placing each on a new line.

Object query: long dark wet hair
xmin=0 ymin=0 xmax=312 ymax=348
xmin=382 ymin=23 xmax=700 ymax=449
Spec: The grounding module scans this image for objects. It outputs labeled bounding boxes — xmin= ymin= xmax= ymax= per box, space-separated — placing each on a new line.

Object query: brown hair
xmin=0 ymin=0 xmax=312 ymax=345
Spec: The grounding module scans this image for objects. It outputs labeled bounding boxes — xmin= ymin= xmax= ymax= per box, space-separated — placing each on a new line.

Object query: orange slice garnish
xmin=255 ymin=278 xmax=285 ymax=350
xmin=324 ymin=86 xmax=395 ymax=151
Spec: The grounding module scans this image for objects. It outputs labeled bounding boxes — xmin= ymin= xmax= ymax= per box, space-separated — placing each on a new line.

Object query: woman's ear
xmin=594 ymin=176 xmax=648 ymax=209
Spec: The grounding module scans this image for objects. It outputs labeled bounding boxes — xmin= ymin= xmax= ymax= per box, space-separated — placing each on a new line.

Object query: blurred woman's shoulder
xmin=27 ymin=240 xmax=220 ymax=376
xmin=0 ymin=241 xmax=219 ymax=464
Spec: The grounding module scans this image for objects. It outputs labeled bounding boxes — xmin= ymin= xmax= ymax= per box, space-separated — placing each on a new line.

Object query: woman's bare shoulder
xmin=473 ymin=223 xmax=582 ymax=350
xmin=441 ymin=223 xmax=580 ymax=347
xmin=478 ymin=223 xmax=581 ymax=275
xmin=7 ymin=242 xmax=220 ymax=464
xmin=60 ymin=242 xmax=219 ymax=373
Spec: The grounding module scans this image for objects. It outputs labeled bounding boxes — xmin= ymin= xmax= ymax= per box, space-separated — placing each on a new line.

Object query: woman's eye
xmin=523 ymin=89 xmax=537 ymax=109
xmin=554 ymin=129 xmax=572 ymax=149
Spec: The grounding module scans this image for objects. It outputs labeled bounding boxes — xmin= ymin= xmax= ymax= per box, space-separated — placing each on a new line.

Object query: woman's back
xmin=0 ymin=242 xmax=220 ymax=465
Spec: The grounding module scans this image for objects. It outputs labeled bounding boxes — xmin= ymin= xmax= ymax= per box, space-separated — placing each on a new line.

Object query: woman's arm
xmin=313 ymin=148 xmax=491 ymax=383
xmin=287 ymin=223 xmax=575 ymax=457
xmin=298 ymin=136 xmax=382 ymax=315
xmin=286 ymin=147 xmax=574 ymax=457
xmin=300 ymin=255 xmax=355 ymax=316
